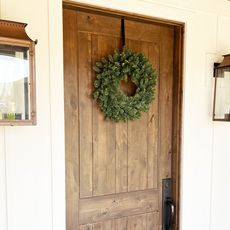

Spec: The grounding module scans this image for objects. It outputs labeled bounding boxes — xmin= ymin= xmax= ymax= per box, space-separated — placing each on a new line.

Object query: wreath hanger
xmin=121 ymin=17 xmax=126 ymax=48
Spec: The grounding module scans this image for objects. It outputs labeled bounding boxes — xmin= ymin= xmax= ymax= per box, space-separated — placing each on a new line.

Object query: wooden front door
xmin=63 ymin=3 xmax=183 ymax=230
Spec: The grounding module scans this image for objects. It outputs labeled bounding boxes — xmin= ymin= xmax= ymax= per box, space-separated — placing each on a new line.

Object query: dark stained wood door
xmin=64 ymin=5 xmax=177 ymax=230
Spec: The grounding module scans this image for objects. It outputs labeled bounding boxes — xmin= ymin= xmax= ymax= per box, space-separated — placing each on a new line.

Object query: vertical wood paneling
xmin=115 ymin=36 xmax=128 ymax=193
xmin=140 ymin=41 xmax=160 ymax=190
xmin=92 ymin=35 xmax=116 ymax=196
xmin=141 ymin=41 xmax=149 ymax=56
xmin=80 ymin=224 xmax=93 ymax=230
xmin=128 ymin=113 xmax=148 ymax=191
xmin=64 ymin=9 xmax=80 ymax=230
xmin=128 ymin=40 xmax=148 ymax=192
xmin=158 ymin=27 xmax=174 ymax=229
xmin=172 ymin=27 xmax=183 ymax=230
xmin=147 ymin=212 xmax=159 ymax=230
xmin=147 ymin=44 xmax=160 ymax=189
xmin=103 ymin=219 xmax=116 ymax=229
xmin=128 ymin=214 xmax=147 ymax=230
xmin=159 ymin=27 xmax=174 ymax=179
xmin=115 ymin=122 xmax=128 ymax=193
xmin=116 ymin=217 xmax=127 ymax=230
xmin=93 ymin=222 xmax=103 ymax=230
xmin=79 ymin=32 xmax=93 ymax=198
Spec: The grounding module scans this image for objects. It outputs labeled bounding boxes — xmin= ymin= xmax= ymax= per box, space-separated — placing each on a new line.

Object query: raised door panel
xmin=78 ymin=33 xmax=162 ymax=198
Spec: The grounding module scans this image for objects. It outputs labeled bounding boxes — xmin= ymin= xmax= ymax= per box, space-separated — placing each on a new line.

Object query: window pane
xmin=0 ymin=44 xmax=30 ymax=120
xmin=214 ymin=68 xmax=230 ymax=120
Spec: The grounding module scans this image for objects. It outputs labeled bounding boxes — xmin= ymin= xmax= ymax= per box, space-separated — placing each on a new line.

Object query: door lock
xmin=163 ymin=178 xmax=175 ymax=230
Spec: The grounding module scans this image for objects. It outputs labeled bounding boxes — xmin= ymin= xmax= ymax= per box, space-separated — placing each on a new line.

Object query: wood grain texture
xmin=80 ymin=224 xmax=93 ymax=230
xmin=127 ymin=214 xmax=147 ymax=230
xmin=172 ymin=26 xmax=184 ymax=230
xmin=92 ymin=35 xmax=117 ymax=196
xmin=103 ymin=219 xmax=116 ymax=229
xmin=79 ymin=32 xmax=93 ymax=198
xmin=64 ymin=8 xmax=80 ymax=230
xmin=147 ymin=212 xmax=159 ymax=230
xmin=115 ymin=122 xmax=128 ymax=193
xmin=93 ymin=222 xmax=103 ymax=230
xmin=127 ymin=40 xmax=148 ymax=192
xmin=115 ymin=217 xmax=127 ymax=230
xmin=79 ymin=189 xmax=159 ymax=225
xmin=127 ymin=113 xmax=148 ymax=191
xmin=158 ymin=26 xmax=174 ymax=230
xmin=159 ymin=26 xmax=174 ymax=179
xmin=77 ymin=11 xmax=121 ymax=37
xmin=126 ymin=20 xmax=161 ymax=43
xmin=64 ymin=4 xmax=183 ymax=230
xmin=147 ymin=43 xmax=160 ymax=190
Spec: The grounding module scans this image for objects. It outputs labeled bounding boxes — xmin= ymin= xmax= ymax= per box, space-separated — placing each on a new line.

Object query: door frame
xmin=63 ymin=1 xmax=184 ymax=229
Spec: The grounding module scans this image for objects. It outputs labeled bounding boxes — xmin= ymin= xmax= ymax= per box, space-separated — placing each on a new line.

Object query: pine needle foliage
xmin=93 ymin=47 xmax=157 ymax=122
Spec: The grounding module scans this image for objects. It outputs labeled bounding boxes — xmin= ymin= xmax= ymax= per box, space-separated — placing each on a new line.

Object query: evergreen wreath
xmin=93 ymin=47 xmax=157 ymax=122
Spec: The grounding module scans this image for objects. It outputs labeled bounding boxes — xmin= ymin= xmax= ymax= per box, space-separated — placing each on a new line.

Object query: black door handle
xmin=164 ymin=197 xmax=175 ymax=230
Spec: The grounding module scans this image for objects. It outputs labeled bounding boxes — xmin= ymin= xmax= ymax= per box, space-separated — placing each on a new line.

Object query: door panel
xmin=79 ymin=213 xmax=159 ymax=230
xmin=79 ymin=189 xmax=158 ymax=224
xmin=64 ymin=7 xmax=174 ymax=230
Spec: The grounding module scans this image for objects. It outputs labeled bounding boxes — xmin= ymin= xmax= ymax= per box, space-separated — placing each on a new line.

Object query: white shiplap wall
xmin=0 ymin=0 xmax=65 ymax=230
xmin=0 ymin=0 xmax=230 ymax=230
xmin=0 ymin=4 xmax=7 ymax=230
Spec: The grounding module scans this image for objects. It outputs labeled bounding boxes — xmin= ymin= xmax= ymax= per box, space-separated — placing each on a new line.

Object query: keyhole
xmin=120 ymin=76 xmax=137 ymax=97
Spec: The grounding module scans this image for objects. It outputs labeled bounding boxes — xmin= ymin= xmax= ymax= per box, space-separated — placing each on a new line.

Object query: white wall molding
xmin=142 ymin=0 xmax=196 ymax=13
xmin=0 ymin=128 xmax=8 ymax=230
xmin=47 ymin=0 xmax=65 ymax=230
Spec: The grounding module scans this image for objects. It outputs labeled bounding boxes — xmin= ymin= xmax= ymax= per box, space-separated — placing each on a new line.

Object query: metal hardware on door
xmin=162 ymin=178 xmax=175 ymax=230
